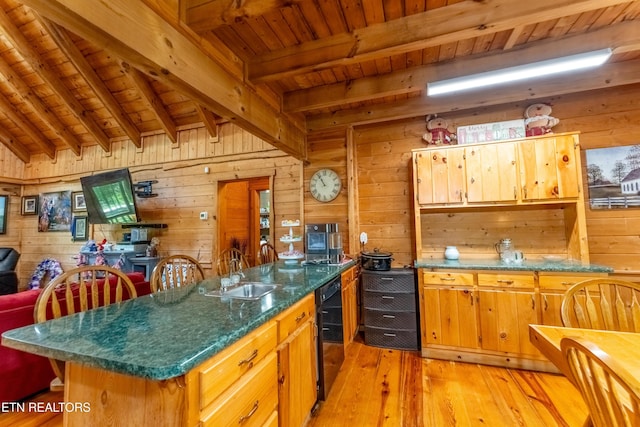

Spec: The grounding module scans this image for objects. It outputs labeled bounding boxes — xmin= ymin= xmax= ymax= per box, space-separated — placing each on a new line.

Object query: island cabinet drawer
xmin=539 ymin=273 xmax=607 ymax=291
xmin=201 ymin=352 xmax=278 ymax=427
xmin=421 ymin=271 xmax=474 ymax=286
xmin=275 ymin=294 xmax=315 ymax=343
xmin=477 ymin=272 xmax=535 ymax=289
xmin=198 ymin=320 xmax=277 ymax=411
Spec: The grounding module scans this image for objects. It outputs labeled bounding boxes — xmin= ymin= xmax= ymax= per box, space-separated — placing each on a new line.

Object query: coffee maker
xmin=305 ymin=223 xmax=342 ymax=264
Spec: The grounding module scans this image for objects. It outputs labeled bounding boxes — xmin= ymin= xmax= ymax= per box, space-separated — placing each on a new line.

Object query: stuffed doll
xmin=422 ymin=115 xmax=457 ymax=145
xmin=524 ymin=103 xmax=559 ymax=136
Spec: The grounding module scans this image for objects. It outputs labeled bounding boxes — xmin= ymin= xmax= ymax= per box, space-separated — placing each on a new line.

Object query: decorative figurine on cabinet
xmin=524 ymin=103 xmax=559 ymax=136
xmin=422 ymin=115 xmax=457 ymax=145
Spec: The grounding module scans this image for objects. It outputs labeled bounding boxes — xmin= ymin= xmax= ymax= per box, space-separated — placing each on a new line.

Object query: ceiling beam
xmin=0 ymin=93 xmax=55 ymax=159
xmin=0 ymin=126 xmax=31 ymax=163
xmin=123 ymin=68 xmax=178 ymax=145
xmin=248 ymin=0 xmax=633 ymax=83
xmin=21 ymin=0 xmax=307 ymax=161
xmin=40 ymin=18 xmax=143 ymax=148
xmin=285 ymin=21 xmax=640 ymax=112
xmin=306 ymin=59 xmax=640 ymax=130
xmin=0 ymin=57 xmax=83 ymax=156
xmin=0 ymin=7 xmax=111 ymax=153
xmin=195 ymin=104 xmax=219 ymax=140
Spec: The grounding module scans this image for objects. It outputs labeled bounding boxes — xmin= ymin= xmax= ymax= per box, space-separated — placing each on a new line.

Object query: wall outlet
xmin=199 ymin=211 xmax=208 ymax=220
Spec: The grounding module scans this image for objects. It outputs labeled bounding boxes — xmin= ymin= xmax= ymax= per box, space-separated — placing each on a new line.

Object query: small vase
xmin=444 ymin=246 xmax=460 ymax=260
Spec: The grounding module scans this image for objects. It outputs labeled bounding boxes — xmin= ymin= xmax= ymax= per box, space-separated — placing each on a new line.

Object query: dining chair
xmin=257 ymin=242 xmax=279 ymax=265
xmin=216 ymin=247 xmax=249 ymax=276
xmin=561 ymin=336 xmax=640 ymax=427
xmin=150 ymin=254 xmax=205 ymax=292
xmin=33 ymin=265 xmax=138 ymax=389
xmin=560 ymin=278 xmax=640 ymax=332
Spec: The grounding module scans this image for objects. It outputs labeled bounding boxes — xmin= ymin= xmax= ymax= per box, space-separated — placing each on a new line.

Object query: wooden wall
xmin=348 ymin=82 xmax=640 ymax=273
xmin=0 ymin=123 xmax=302 ymax=290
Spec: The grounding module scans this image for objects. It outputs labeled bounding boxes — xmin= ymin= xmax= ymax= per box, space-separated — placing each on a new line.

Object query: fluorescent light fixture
xmin=427 ymin=48 xmax=612 ymax=96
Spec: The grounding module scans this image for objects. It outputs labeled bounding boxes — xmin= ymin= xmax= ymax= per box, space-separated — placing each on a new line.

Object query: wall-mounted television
xmin=80 ymin=168 xmax=140 ymax=224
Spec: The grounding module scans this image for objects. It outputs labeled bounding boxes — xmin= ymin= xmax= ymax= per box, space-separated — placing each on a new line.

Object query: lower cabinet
xmin=538 ymin=272 xmax=607 ymax=326
xmin=341 ymin=266 xmax=359 ymax=347
xmin=275 ymin=294 xmax=318 ymax=427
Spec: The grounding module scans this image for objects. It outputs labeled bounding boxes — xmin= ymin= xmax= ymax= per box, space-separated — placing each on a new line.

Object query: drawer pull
xmin=440 ymin=277 xmax=456 ymax=281
xmin=238 ymin=349 xmax=258 ymax=367
xmin=383 ymin=333 xmax=397 ymax=337
xmin=561 ymin=281 xmax=574 ymax=286
xmin=238 ymin=400 xmax=259 ymax=424
xmin=295 ymin=311 xmax=306 ymax=323
xmin=381 ymin=295 xmax=395 ymax=300
xmin=381 ymin=277 xmax=394 ymax=281
xmin=382 ymin=314 xmax=396 ymax=319
xmin=497 ymin=280 xmax=514 ymax=284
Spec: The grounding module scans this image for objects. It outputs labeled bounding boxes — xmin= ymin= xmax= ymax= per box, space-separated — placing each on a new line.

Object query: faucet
xmin=229 ymin=258 xmax=245 ymax=281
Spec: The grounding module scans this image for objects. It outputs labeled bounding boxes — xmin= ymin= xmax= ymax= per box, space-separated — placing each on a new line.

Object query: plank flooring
xmin=1 ymin=335 xmax=587 ymax=426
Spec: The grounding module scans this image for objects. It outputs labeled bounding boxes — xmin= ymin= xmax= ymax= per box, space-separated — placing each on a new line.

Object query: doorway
xmin=218 ymin=176 xmax=272 ymax=266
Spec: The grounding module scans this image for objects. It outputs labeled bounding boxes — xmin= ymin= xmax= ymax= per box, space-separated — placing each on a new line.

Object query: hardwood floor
xmin=1 ymin=335 xmax=587 ymax=427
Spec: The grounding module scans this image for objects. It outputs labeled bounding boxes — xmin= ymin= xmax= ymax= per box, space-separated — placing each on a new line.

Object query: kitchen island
xmin=2 ymin=260 xmax=355 ymax=426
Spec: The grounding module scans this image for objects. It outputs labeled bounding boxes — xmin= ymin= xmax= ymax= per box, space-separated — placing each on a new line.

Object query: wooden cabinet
xmin=275 ymin=294 xmax=317 ymax=427
xmin=341 ymin=266 xmax=358 ymax=347
xmin=538 ymin=272 xmax=607 ymax=326
xmin=414 ymin=146 xmax=465 ymax=205
xmin=466 ymin=142 xmax=518 ymax=203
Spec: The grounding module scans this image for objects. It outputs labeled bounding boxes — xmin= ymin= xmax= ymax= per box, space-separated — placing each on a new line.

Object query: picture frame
xmin=71 ymin=216 xmax=88 ymax=241
xmin=38 ymin=191 xmax=72 ymax=232
xmin=585 ymin=144 xmax=640 ymax=209
xmin=21 ymin=195 xmax=38 ymax=216
xmin=0 ymin=195 xmax=7 ymax=234
xmin=72 ymin=191 xmax=86 ymax=212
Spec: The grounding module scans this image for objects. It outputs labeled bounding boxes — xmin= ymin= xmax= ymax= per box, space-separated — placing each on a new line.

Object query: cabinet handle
xmin=381 ymin=277 xmax=394 ymax=281
xmin=381 ymin=295 xmax=395 ymax=300
xmin=531 ymin=295 xmax=535 ymax=310
xmin=470 ymin=177 xmax=475 ymax=184
xmin=513 ymin=186 xmax=517 ymax=199
xmin=295 ymin=311 xmax=306 ymax=323
xmin=543 ymin=295 xmax=548 ymax=311
xmin=383 ymin=314 xmax=396 ymax=319
xmin=238 ymin=400 xmax=259 ymax=424
xmin=440 ymin=277 xmax=456 ymax=282
xmin=383 ymin=333 xmax=397 ymax=337
xmin=561 ymin=282 xmax=574 ymax=286
xmin=523 ymin=186 xmax=528 ymax=198
xmin=238 ymin=349 xmax=258 ymax=367
xmin=497 ymin=280 xmax=514 ymax=284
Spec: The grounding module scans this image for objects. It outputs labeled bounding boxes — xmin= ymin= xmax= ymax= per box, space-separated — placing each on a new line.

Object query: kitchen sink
xmin=206 ymin=283 xmax=278 ymax=300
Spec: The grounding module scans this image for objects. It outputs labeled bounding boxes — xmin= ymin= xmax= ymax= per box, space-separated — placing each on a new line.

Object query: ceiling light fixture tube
xmin=427 ymin=48 xmax=612 ymax=96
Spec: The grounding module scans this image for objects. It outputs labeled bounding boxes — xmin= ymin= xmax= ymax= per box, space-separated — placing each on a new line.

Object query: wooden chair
xmin=150 ymin=254 xmax=205 ymax=292
xmin=560 ymin=278 xmax=640 ymax=331
xmin=561 ymin=336 xmax=640 ymax=427
xmin=216 ymin=247 xmax=249 ymax=276
xmin=33 ymin=265 xmax=138 ymax=389
xmin=257 ymin=242 xmax=279 ymax=265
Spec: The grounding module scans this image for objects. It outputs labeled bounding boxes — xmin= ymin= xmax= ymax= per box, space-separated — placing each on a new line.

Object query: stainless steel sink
xmin=206 ymin=283 xmax=278 ymax=300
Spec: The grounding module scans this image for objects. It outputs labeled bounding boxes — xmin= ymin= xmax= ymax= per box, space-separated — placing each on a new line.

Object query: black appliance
xmin=306 ymin=223 xmax=340 ymax=263
xmin=315 ymin=275 xmax=344 ymax=401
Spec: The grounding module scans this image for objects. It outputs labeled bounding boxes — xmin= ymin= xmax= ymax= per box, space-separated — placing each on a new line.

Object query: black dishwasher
xmin=315 ymin=275 xmax=344 ymax=401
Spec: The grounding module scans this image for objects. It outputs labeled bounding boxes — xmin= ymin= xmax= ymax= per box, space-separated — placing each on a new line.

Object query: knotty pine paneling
xmin=0 ymin=122 xmax=302 ymax=289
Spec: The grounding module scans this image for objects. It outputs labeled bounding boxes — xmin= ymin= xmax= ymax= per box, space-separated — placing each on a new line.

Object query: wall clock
xmin=310 ymin=168 xmax=342 ymax=202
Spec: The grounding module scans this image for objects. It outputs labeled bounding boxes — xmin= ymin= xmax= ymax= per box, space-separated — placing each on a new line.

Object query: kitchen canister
xmin=444 ymin=246 xmax=460 ymax=260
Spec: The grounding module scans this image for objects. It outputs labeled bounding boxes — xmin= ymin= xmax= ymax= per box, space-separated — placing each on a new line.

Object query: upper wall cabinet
xmin=412 ymin=133 xmax=582 ymax=208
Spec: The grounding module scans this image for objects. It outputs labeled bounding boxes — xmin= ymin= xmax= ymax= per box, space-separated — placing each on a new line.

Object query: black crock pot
xmin=361 ymin=249 xmax=393 ymax=271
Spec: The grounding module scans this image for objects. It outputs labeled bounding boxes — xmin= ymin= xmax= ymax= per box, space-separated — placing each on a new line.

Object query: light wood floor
xmin=1 ymin=336 xmax=587 ymax=427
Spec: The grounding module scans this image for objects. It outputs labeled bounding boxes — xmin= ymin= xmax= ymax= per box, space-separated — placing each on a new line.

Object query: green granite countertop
xmin=2 ymin=260 xmax=355 ymax=381
xmin=414 ymin=258 xmax=613 ymax=273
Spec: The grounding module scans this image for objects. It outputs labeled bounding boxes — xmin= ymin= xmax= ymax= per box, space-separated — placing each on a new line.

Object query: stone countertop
xmin=1 ymin=260 xmax=355 ymax=381
xmin=414 ymin=258 xmax=613 ymax=273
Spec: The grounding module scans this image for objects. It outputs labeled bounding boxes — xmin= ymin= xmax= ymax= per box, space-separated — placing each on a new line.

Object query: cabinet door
xmin=478 ymin=289 xmax=539 ymax=356
xmin=422 ymin=287 xmax=478 ymax=349
xmin=518 ymin=135 xmax=579 ymax=200
xmin=414 ymin=148 xmax=465 ymax=205
xmin=466 ymin=142 xmax=517 ymax=202
xmin=341 ymin=273 xmax=358 ymax=347
xmin=278 ymin=318 xmax=317 ymax=427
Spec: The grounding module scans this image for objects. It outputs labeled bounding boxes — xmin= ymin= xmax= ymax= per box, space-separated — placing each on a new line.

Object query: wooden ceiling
xmin=2 ymin=0 xmax=640 ymax=163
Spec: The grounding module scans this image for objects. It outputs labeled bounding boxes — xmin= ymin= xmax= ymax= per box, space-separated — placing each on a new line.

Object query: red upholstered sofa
xmin=0 ymin=272 xmax=151 ymax=404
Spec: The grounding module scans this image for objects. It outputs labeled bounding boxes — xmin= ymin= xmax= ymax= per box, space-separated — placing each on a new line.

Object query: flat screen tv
xmin=80 ymin=168 xmax=140 ymax=224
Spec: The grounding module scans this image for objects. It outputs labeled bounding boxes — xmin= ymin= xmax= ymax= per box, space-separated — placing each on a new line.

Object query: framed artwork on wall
xmin=71 ymin=216 xmax=88 ymax=241
xmin=586 ymin=144 xmax=640 ymax=209
xmin=72 ymin=191 xmax=86 ymax=212
xmin=38 ymin=191 xmax=72 ymax=232
xmin=0 ymin=195 xmax=7 ymax=234
xmin=21 ymin=195 xmax=38 ymax=215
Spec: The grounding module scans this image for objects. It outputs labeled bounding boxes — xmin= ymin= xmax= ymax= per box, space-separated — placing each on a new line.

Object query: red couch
xmin=0 ymin=272 xmax=151 ymax=404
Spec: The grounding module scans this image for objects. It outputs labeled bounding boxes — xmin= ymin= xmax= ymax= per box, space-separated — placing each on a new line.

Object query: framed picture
xmin=586 ymin=144 xmax=640 ymax=209
xmin=71 ymin=216 xmax=88 ymax=241
xmin=0 ymin=196 xmax=7 ymax=234
xmin=72 ymin=191 xmax=86 ymax=212
xmin=21 ymin=195 xmax=38 ymax=215
xmin=38 ymin=191 xmax=72 ymax=232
